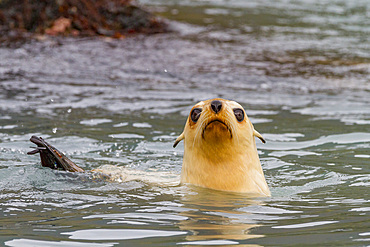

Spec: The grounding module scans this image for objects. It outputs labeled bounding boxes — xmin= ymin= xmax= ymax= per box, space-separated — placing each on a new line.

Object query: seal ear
xmin=173 ymin=132 xmax=185 ymax=148
xmin=253 ymin=129 xmax=266 ymax=143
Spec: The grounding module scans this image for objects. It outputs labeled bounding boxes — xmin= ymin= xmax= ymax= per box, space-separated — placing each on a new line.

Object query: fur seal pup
xmin=28 ymin=99 xmax=269 ymax=196
xmin=173 ymin=98 xmax=270 ymax=196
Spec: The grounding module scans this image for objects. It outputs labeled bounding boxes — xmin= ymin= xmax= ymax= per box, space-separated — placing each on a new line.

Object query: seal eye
xmin=191 ymin=108 xmax=202 ymax=123
xmin=233 ymin=108 xmax=244 ymax=122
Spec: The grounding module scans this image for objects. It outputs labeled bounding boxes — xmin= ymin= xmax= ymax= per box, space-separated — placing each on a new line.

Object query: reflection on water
xmin=5 ymin=239 xmax=115 ymax=247
xmin=1 ymin=0 xmax=370 ymax=246
xmin=178 ymin=188 xmax=264 ymax=242
xmin=63 ymin=229 xmax=187 ymax=240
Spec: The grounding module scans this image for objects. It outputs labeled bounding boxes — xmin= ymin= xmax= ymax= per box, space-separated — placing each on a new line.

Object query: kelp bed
xmin=0 ymin=0 xmax=167 ymax=43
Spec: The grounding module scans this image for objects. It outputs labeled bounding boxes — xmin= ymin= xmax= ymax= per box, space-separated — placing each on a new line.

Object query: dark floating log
xmin=0 ymin=0 xmax=167 ymax=41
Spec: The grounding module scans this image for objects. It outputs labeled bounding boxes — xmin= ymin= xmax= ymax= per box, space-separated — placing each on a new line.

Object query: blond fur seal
xmin=173 ymin=98 xmax=270 ymax=196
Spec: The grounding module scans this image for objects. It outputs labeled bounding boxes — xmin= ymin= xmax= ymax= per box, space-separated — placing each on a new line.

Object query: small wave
xmin=62 ymin=229 xmax=187 ymax=240
xmin=260 ymin=132 xmax=370 ymax=151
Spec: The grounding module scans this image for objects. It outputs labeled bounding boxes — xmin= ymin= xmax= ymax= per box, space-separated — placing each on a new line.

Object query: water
xmin=0 ymin=0 xmax=369 ymax=246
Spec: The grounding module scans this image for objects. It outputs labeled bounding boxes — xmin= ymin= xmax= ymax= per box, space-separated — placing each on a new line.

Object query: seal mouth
xmin=202 ymin=119 xmax=233 ymax=139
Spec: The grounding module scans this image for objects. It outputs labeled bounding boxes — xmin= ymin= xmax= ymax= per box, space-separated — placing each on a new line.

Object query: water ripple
xmin=62 ymin=229 xmax=187 ymax=240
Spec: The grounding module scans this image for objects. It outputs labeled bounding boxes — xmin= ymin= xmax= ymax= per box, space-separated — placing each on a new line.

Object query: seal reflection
xmin=178 ymin=186 xmax=265 ymax=242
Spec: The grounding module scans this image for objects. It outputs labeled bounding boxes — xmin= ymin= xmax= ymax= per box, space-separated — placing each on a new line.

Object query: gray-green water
xmin=1 ymin=0 xmax=369 ymax=246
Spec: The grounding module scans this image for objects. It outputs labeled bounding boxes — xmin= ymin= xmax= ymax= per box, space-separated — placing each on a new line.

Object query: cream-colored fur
xmin=174 ymin=98 xmax=270 ymax=196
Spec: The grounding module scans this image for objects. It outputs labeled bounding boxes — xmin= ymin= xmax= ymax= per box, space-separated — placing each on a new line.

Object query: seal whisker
xmin=193 ymin=111 xmax=211 ymax=148
xmin=199 ymin=112 xmax=210 ymax=138
xmin=225 ymin=109 xmax=238 ymax=142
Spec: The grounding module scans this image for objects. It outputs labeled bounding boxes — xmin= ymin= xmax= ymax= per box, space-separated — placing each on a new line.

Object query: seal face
xmin=174 ymin=98 xmax=270 ymax=196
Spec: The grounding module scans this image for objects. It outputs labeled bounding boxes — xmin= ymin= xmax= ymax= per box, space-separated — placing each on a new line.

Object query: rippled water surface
xmin=1 ymin=0 xmax=369 ymax=246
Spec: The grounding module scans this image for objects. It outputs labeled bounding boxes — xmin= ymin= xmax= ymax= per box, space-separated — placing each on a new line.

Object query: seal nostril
xmin=211 ymin=100 xmax=222 ymax=114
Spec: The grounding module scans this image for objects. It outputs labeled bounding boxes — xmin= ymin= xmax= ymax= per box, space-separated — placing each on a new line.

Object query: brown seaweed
xmin=0 ymin=0 xmax=167 ymax=42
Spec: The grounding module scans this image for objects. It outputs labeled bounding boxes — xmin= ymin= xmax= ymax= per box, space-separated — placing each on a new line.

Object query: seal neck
xmin=180 ymin=139 xmax=270 ymax=196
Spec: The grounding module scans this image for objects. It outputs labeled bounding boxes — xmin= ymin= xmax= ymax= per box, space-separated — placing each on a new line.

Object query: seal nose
xmin=211 ymin=100 xmax=222 ymax=114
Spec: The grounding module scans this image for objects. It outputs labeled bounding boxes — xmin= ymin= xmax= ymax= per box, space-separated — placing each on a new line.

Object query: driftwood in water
xmin=0 ymin=0 xmax=167 ymax=39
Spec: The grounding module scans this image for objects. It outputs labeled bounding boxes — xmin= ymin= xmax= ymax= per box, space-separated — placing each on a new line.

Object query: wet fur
xmin=174 ymin=98 xmax=270 ymax=196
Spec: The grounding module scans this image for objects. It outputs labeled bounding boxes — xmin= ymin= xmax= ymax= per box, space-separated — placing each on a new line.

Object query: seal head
xmin=174 ymin=98 xmax=270 ymax=196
